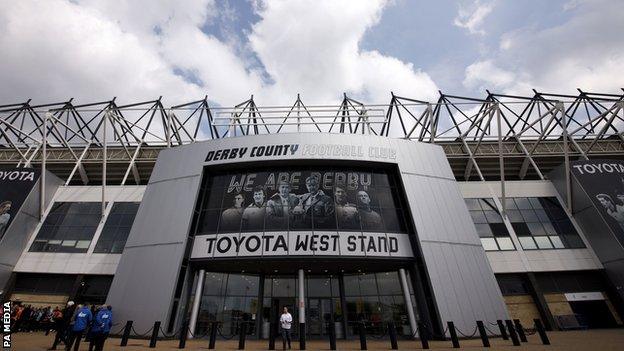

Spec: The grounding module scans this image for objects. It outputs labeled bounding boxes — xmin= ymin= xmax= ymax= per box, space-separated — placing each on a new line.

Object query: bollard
xmin=388 ymin=321 xmax=398 ymax=350
xmin=299 ymin=322 xmax=306 ymax=350
xmin=268 ymin=322 xmax=275 ymax=350
xmin=238 ymin=321 xmax=247 ymax=350
xmin=120 ymin=320 xmax=133 ymax=347
xmin=179 ymin=319 xmax=189 ymax=349
xmin=513 ymin=319 xmax=527 ymax=342
xmin=149 ymin=321 xmax=161 ymax=348
xmin=504 ymin=320 xmax=520 ymax=346
xmin=533 ymin=319 xmax=550 ymax=345
xmin=417 ymin=321 xmax=429 ymax=350
xmin=329 ymin=320 xmax=337 ymax=350
xmin=358 ymin=322 xmax=367 ymax=350
xmin=447 ymin=322 xmax=460 ymax=348
xmin=497 ymin=320 xmax=508 ymax=340
xmin=476 ymin=321 xmax=490 ymax=347
xmin=209 ymin=322 xmax=218 ymax=349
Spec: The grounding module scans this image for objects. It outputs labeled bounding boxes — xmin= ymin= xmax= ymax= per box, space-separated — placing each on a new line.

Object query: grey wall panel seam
xmin=148 ymin=173 xmax=201 ymax=185
xmin=123 ymin=241 xmax=185 ymax=249
xmin=419 ymin=239 xmax=483 ymax=247
xmin=400 ymin=171 xmax=455 ymax=182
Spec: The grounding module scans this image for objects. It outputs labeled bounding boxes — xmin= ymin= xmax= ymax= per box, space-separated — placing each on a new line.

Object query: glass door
xmin=307 ymin=298 xmax=334 ymax=337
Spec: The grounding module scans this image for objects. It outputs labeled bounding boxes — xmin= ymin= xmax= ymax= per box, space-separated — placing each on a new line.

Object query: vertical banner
xmin=0 ymin=167 xmax=40 ymax=241
xmin=571 ymin=160 xmax=624 ymax=247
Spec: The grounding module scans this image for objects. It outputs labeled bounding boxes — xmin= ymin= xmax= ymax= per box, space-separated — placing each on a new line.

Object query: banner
xmin=196 ymin=167 xmax=408 ymax=235
xmin=571 ymin=160 xmax=624 ymax=246
xmin=0 ymin=167 xmax=40 ymax=242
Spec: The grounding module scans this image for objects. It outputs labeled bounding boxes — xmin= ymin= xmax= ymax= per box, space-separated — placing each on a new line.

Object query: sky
xmin=0 ymin=0 xmax=622 ymax=108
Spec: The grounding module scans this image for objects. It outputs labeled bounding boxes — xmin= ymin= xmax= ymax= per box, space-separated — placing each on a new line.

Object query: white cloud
xmin=0 ymin=0 xmax=438 ymax=110
xmin=248 ymin=0 xmax=438 ymax=104
xmin=463 ymin=0 xmax=624 ymax=96
xmin=453 ymin=0 xmax=495 ymax=36
xmin=463 ymin=60 xmax=517 ymax=91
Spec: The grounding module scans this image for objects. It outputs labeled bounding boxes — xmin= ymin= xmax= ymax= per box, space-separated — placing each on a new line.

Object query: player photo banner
xmin=197 ymin=168 xmax=409 ymax=235
xmin=571 ymin=160 xmax=624 ymax=247
xmin=0 ymin=167 xmax=40 ymax=242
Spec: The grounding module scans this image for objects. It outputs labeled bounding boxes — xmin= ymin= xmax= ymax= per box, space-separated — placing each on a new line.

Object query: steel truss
xmin=0 ymin=90 xmax=622 ymax=186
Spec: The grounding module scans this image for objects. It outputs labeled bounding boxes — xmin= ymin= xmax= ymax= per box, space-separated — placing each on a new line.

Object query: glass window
xmin=534 ymin=236 xmax=554 ymax=249
xmin=465 ymin=198 xmax=513 ymax=251
xmin=94 ymin=202 xmax=139 ymax=254
xmin=507 ymin=210 xmax=524 ymax=222
xmin=480 ymin=238 xmax=498 ymax=251
xmin=470 ymin=211 xmax=487 ymax=224
xmin=464 ymin=199 xmax=482 ymax=210
xmin=29 ymin=202 xmax=101 ymax=253
xmin=550 ymin=236 xmax=565 ymax=249
xmin=474 ymin=223 xmax=493 ymax=237
xmin=518 ymin=236 xmax=537 ymax=250
xmin=496 ymin=237 xmax=515 ymax=251
xmin=503 ymin=197 xmax=587 ymax=250
xmin=515 ymin=198 xmax=532 ymax=209
xmin=196 ymin=272 xmax=259 ymax=337
xmin=484 ymin=211 xmax=503 ymax=223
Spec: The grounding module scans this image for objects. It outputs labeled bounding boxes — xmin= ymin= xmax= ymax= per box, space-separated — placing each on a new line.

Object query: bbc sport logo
xmin=2 ymin=300 xmax=10 ymax=349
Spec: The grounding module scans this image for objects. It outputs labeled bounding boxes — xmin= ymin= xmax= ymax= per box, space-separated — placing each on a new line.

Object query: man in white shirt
xmin=279 ymin=307 xmax=293 ymax=350
xmin=0 ymin=200 xmax=12 ymax=240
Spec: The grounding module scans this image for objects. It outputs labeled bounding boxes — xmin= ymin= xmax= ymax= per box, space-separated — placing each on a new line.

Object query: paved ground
xmin=10 ymin=329 xmax=624 ymax=350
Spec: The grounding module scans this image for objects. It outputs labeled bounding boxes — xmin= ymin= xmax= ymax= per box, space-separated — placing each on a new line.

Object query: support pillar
xmin=399 ymin=268 xmax=418 ymax=337
xmin=188 ymin=269 xmax=205 ymax=339
xmin=298 ymin=269 xmax=306 ymax=349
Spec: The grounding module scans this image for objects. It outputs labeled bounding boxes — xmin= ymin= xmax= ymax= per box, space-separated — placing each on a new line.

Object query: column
xmin=188 ymin=269 xmax=205 ymax=339
xmin=298 ymin=269 xmax=306 ymax=347
xmin=399 ymin=268 xmax=418 ymax=337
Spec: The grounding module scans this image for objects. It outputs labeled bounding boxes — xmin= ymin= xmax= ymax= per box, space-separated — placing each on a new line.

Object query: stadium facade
xmin=0 ymin=90 xmax=623 ymax=339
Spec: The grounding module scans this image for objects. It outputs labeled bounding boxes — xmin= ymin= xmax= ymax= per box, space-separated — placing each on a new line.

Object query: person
xmin=279 ymin=307 xmax=293 ymax=350
xmin=0 ymin=200 xmax=12 ymax=239
xmin=89 ymin=305 xmax=113 ymax=351
xmin=334 ymin=186 xmax=359 ymax=229
xmin=242 ymin=186 xmax=266 ymax=230
xmin=356 ymin=190 xmax=383 ymax=231
xmin=295 ymin=175 xmax=334 ymax=228
xmin=596 ymin=193 xmax=624 ymax=231
xmin=267 ymin=181 xmax=300 ymax=229
xmin=49 ymin=301 xmax=75 ymax=350
xmin=65 ymin=302 xmax=92 ymax=351
xmin=220 ymin=193 xmax=245 ymax=231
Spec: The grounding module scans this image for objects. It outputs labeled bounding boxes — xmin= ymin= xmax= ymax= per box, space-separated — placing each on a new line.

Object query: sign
xmin=204 ymin=143 xmax=397 ymax=163
xmin=564 ymin=292 xmax=604 ymax=302
xmin=0 ymin=168 xmax=40 ymax=242
xmin=191 ymin=232 xmax=413 ymax=259
xmin=571 ymin=160 xmax=624 ymax=247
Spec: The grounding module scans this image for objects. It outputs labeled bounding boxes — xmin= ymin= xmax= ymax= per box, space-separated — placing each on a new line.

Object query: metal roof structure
xmin=0 ymin=89 xmax=622 ymax=186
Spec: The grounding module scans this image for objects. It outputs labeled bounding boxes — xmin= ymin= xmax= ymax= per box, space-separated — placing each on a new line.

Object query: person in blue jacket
xmin=88 ymin=305 xmax=113 ymax=351
xmin=65 ymin=302 xmax=92 ymax=351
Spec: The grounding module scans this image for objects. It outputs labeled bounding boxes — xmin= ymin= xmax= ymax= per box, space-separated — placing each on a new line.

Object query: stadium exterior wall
xmin=105 ymin=133 xmax=509 ymax=335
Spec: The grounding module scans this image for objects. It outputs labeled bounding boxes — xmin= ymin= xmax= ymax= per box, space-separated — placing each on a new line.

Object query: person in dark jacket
xmin=65 ymin=303 xmax=92 ymax=351
xmin=88 ymin=305 xmax=113 ymax=351
xmin=48 ymin=301 xmax=75 ymax=350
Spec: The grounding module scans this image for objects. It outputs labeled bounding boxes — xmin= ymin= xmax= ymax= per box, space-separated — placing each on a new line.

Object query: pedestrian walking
xmin=88 ymin=305 xmax=113 ymax=351
xmin=48 ymin=301 xmax=75 ymax=350
xmin=65 ymin=303 xmax=92 ymax=351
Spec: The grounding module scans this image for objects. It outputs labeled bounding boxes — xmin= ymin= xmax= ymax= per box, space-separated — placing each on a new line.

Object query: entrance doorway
xmin=569 ymin=300 xmax=618 ymax=328
xmin=308 ymin=298 xmax=333 ymax=337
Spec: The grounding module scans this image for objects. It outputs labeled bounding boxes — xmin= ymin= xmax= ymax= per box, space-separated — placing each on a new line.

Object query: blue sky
xmin=0 ymin=0 xmax=622 ymax=107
